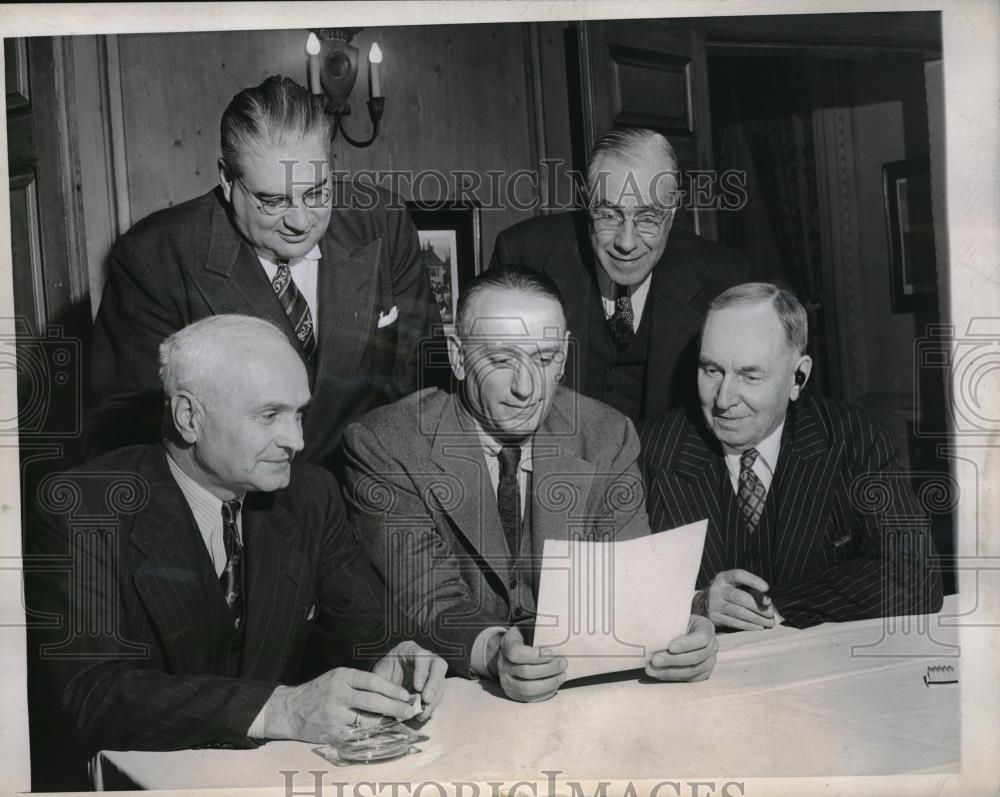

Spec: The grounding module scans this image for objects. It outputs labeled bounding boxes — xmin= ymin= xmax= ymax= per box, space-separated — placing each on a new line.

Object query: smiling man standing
xmin=641 ymin=283 xmax=943 ymax=630
xmin=492 ymin=127 xmax=748 ymax=421
xmin=342 ymin=265 xmax=717 ymax=702
xmin=88 ymin=76 xmax=438 ymax=471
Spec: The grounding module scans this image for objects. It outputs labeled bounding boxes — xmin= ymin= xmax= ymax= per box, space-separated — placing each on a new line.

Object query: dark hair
xmin=708 ymin=282 xmax=808 ymax=354
xmin=455 ymin=265 xmax=566 ymax=338
xmin=220 ymin=76 xmax=331 ymax=177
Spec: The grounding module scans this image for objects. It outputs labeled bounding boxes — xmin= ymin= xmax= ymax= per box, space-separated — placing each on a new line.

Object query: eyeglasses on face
xmin=232 ymin=175 xmax=333 ymax=216
xmin=590 ymin=207 xmax=672 ymax=237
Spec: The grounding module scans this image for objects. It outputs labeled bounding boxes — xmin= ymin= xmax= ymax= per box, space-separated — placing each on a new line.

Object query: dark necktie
xmin=738 ymin=448 xmax=767 ymax=533
xmin=497 ymin=445 xmax=522 ymax=560
xmin=220 ymin=500 xmax=245 ymax=628
xmin=607 ymin=283 xmax=635 ymax=352
xmin=272 ymin=261 xmax=317 ymax=358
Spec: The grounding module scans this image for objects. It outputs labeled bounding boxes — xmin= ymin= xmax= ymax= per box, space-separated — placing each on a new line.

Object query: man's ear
xmin=170 ymin=391 xmax=203 ymax=444
xmin=447 ymin=333 xmax=465 ymax=381
xmin=557 ymin=329 xmax=571 ymax=382
xmin=218 ymin=158 xmax=233 ymax=203
xmin=790 ymin=355 xmax=813 ymax=401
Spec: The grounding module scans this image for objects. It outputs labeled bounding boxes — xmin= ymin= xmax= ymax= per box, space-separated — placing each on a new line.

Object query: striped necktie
xmin=272 ymin=261 xmax=316 ymax=358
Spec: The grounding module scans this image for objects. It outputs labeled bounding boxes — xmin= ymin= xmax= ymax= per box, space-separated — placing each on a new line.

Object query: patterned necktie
xmin=738 ymin=448 xmax=767 ymax=533
xmin=272 ymin=261 xmax=317 ymax=358
xmin=220 ymin=500 xmax=244 ymax=628
xmin=497 ymin=445 xmax=522 ymax=560
xmin=607 ymin=283 xmax=635 ymax=352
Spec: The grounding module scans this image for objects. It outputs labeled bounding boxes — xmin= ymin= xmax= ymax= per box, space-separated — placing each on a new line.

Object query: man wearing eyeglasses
xmin=88 ymin=76 xmax=438 ymax=473
xmin=492 ymin=127 xmax=748 ymax=424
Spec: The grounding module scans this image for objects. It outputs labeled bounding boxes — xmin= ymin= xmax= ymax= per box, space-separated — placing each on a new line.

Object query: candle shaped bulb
xmin=368 ymin=42 xmax=383 ymax=98
xmin=306 ymin=33 xmax=322 ymax=95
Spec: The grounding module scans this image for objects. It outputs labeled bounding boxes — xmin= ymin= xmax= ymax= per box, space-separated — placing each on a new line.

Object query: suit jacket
xmin=342 ymin=387 xmax=651 ymax=676
xmin=640 ymin=396 xmax=943 ymax=627
xmin=26 ymin=444 xmax=397 ymax=753
xmin=492 ymin=212 xmax=748 ymax=416
xmin=87 ymin=185 xmax=439 ymax=471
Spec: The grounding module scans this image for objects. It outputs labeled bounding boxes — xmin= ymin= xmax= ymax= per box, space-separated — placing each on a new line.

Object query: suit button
xmin=509 ymin=575 xmax=518 ymax=590
xmin=512 ymin=606 xmax=528 ymax=620
xmin=229 ymin=639 xmax=241 ymax=654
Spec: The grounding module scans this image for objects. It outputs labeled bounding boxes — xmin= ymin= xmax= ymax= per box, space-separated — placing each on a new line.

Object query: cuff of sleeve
xmin=470 ymin=626 xmax=508 ymax=678
xmin=247 ymin=688 xmax=277 ymax=740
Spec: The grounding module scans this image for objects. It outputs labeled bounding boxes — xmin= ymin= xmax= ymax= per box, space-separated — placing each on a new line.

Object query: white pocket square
xmin=377 ymin=305 xmax=399 ymax=328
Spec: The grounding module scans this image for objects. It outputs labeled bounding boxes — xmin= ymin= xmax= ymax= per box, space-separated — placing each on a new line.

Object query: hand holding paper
xmin=645 ymin=615 xmax=717 ymax=682
xmin=493 ymin=627 xmax=568 ymax=703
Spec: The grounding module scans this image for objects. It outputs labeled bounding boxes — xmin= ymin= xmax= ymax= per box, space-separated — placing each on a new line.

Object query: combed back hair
xmin=708 ymin=282 xmax=809 ymax=354
xmin=586 ymin=127 xmax=679 ymax=198
xmin=220 ymin=76 xmax=330 ymax=177
xmin=456 ymin=265 xmax=566 ymax=339
xmin=159 ymin=315 xmax=291 ymax=398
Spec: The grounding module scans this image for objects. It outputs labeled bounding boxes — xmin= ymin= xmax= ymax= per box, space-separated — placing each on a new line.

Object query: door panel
xmin=576 ymin=22 xmax=717 ymax=239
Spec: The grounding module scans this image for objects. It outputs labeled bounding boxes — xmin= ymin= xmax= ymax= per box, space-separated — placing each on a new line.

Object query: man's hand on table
xmin=694 ymin=568 xmax=777 ymax=631
xmin=489 ymin=626 xmax=567 ymax=703
xmin=645 ymin=614 xmax=718 ymax=681
xmin=254 ymin=641 xmax=446 ymax=743
xmin=372 ymin=640 xmax=448 ymax=721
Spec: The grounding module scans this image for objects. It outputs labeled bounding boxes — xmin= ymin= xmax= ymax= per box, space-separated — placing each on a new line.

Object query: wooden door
xmin=6 ymin=35 xmax=92 ymax=791
xmin=574 ymin=21 xmax=717 ymax=239
xmin=6 ymin=36 xmax=89 ymax=470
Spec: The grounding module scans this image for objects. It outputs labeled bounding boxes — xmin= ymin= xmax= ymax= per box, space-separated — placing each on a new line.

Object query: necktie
xmin=272 ymin=261 xmax=317 ymax=358
xmin=607 ymin=283 xmax=635 ymax=352
xmin=497 ymin=445 xmax=522 ymax=560
xmin=220 ymin=500 xmax=245 ymax=628
xmin=738 ymin=448 xmax=767 ymax=533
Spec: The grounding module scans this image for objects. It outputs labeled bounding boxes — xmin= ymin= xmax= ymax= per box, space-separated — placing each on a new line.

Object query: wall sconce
xmin=306 ymin=28 xmax=385 ymax=148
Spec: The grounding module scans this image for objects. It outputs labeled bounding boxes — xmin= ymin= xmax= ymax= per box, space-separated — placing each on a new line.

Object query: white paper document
xmin=532 ymin=520 xmax=707 ymax=681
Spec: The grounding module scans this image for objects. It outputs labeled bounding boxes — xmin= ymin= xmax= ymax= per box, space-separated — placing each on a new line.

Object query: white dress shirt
xmin=258 ymin=244 xmax=321 ymax=334
xmin=597 ymin=267 xmax=653 ymax=330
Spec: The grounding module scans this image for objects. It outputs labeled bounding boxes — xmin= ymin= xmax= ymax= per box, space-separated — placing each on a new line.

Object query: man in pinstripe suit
xmin=29 ymin=316 xmax=446 ymax=760
xmin=642 ymin=283 xmax=942 ymax=630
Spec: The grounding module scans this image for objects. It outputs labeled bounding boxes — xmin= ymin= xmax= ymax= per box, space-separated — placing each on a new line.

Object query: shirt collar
xmin=722 ymin=420 xmax=784 ymax=477
xmin=165 ymin=450 xmax=246 ymax=518
xmin=476 ymin=427 xmax=534 ymax=472
xmin=455 ymin=398 xmax=534 ymax=472
xmin=596 ymin=265 xmax=653 ymax=303
xmin=257 ymin=243 xmax=322 ymax=269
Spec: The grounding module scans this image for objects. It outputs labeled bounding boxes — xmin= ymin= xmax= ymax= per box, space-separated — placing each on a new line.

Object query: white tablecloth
xmin=95 ymin=596 xmax=961 ymax=791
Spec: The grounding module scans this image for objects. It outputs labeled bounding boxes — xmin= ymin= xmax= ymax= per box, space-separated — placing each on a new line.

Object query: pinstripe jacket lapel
xmin=129 ymin=451 xmax=224 ymax=675
xmin=667 ymin=419 xmax=740 ymax=583
xmin=240 ymin=492 xmax=313 ymax=678
xmin=770 ymin=399 xmax=835 ymax=578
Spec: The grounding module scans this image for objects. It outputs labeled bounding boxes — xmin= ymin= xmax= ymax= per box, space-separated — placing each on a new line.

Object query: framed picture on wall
xmin=406 ymin=200 xmax=482 ymax=326
xmin=882 ymin=158 xmax=938 ymax=313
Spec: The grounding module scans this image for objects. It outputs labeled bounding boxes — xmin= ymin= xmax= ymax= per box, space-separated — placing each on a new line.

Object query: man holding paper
xmin=642 ymin=283 xmax=943 ymax=630
xmin=343 ymin=265 xmax=717 ymax=702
